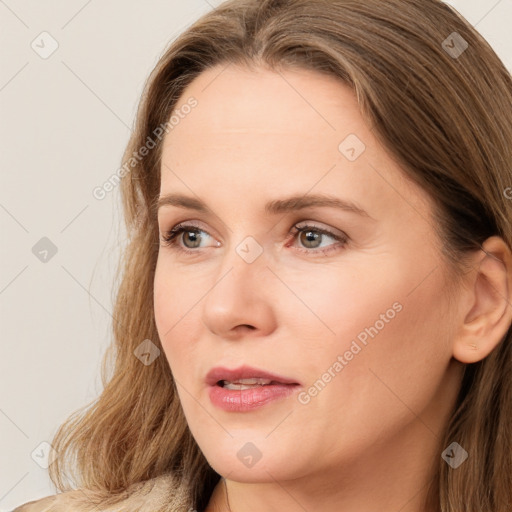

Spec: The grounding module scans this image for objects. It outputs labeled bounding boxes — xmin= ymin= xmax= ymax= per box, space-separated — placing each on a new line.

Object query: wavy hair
xmin=49 ymin=1 xmax=512 ymax=510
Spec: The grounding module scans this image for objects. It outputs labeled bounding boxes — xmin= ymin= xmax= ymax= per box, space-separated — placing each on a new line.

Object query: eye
xmin=288 ymin=223 xmax=348 ymax=255
xmin=159 ymin=221 xmax=348 ymax=256
xmin=159 ymin=222 xmax=217 ymax=253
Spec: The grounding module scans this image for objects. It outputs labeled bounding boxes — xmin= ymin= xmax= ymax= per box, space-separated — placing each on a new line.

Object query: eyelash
xmin=159 ymin=222 xmax=348 ymax=256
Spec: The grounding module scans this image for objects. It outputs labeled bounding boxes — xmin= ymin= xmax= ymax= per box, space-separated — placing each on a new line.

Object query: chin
xmin=199 ymin=439 xmax=309 ymax=483
xmin=207 ymin=456 xmax=294 ymax=483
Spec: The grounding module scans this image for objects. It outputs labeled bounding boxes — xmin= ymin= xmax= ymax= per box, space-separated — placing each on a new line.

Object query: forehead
xmin=163 ymin=65 xmax=366 ymax=153
xmin=159 ymin=64 xmax=431 ymax=221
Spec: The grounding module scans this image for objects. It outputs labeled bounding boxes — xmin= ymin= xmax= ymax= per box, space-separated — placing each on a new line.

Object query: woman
xmin=14 ymin=0 xmax=512 ymax=511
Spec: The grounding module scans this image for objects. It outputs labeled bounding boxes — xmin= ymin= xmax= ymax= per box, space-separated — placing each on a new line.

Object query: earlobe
xmin=452 ymin=236 xmax=512 ymax=364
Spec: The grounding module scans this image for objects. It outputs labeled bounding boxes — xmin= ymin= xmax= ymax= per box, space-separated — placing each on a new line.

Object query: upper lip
xmin=206 ymin=365 xmax=301 ymax=386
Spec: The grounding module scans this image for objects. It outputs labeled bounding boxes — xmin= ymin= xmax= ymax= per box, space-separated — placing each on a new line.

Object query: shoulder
xmin=12 ymin=472 xmax=195 ymax=512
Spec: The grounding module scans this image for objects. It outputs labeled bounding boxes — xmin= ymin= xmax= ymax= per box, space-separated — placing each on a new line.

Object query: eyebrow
xmin=157 ymin=193 xmax=373 ymax=219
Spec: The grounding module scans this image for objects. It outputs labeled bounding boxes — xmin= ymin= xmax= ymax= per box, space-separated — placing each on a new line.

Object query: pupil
xmin=184 ymin=231 xmax=201 ymax=248
xmin=301 ymin=230 xmax=320 ymax=248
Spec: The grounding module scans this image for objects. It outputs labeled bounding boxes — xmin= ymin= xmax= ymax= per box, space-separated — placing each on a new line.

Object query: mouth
xmin=216 ymin=377 xmax=296 ymax=390
xmin=206 ymin=365 xmax=301 ymax=388
xmin=206 ymin=366 xmax=301 ymax=412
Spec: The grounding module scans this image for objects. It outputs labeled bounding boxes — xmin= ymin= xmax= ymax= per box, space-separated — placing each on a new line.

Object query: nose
xmin=201 ymin=240 xmax=278 ymax=340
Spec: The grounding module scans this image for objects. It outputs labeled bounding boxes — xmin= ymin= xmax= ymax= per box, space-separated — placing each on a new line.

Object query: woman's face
xmin=154 ymin=65 xmax=464 ymax=485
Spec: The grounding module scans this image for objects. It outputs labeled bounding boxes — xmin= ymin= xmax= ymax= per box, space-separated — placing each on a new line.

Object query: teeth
xmin=222 ymin=378 xmax=273 ymax=390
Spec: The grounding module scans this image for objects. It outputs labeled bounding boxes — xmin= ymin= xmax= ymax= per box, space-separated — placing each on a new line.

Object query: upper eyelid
xmin=292 ymin=222 xmax=345 ymax=237
xmin=158 ymin=220 xmax=208 ymax=236
xmin=159 ymin=220 xmax=342 ymax=238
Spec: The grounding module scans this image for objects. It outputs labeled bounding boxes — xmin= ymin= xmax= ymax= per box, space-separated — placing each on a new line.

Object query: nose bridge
xmin=201 ymin=233 xmax=276 ymax=335
xmin=212 ymin=234 xmax=268 ymax=299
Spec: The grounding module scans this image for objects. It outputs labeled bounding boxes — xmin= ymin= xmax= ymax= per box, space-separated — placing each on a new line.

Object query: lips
xmin=205 ymin=365 xmax=300 ymax=387
xmin=206 ymin=365 xmax=301 ymax=412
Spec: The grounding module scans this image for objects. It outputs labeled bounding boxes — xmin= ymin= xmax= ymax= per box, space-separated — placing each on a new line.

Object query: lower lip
xmin=208 ymin=383 xmax=299 ymax=412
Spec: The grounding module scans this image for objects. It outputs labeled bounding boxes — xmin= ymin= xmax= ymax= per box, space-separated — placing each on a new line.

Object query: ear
xmin=452 ymin=236 xmax=512 ymax=364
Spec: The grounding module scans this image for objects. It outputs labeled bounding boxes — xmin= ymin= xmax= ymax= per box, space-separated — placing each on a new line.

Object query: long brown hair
xmin=49 ymin=1 xmax=512 ymax=510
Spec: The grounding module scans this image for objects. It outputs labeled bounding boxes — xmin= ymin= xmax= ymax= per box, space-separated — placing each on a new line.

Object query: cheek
xmin=153 ymin=255 xmax=208 ymax=328
xmin=277 ymin=259 xmax=410 ymax=365
xmin=295 ymin=262 xmax=454 ymax=443
xmin=286 ymin=253 xmax=453 ymax=404
xmin=153 ymin=259 xmax=220 ymax=390
xmin=153 ymin=263 xmax=197 ymax=371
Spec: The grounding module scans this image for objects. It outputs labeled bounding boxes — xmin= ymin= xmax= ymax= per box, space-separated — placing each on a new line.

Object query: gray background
xmin=1 ymin=0 xmax=511 ymax=508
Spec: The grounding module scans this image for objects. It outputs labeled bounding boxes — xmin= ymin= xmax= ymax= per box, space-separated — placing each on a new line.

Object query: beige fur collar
xmin=13 ymin=472 xmax=196 ymax=512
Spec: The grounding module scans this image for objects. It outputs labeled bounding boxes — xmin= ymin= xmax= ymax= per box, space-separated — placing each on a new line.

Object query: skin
xmin=153 ymin=64 xmax=512 ymax=512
